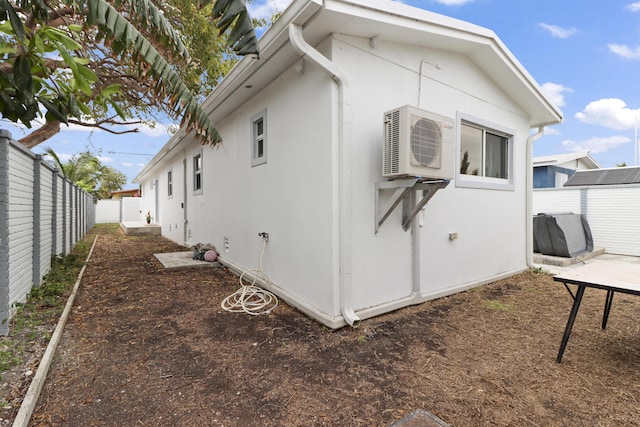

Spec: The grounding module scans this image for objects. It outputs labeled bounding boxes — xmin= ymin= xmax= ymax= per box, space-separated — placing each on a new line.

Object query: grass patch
xmin=483 ymin=299 xmax=515 ymax=312
xmin=530 ymin=266 xmax=551 ymax=275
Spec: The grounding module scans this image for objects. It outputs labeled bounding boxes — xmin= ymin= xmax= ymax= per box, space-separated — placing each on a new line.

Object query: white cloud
xmin=47 ymin=152 xmax=73 ymax=163
xmin=561 ymin=136 xmax=631 ymax=153
xmin=625 ymin=2 xmax=640 ymax=12
xmin=540 ymin=82 xmax=573 ymax=107
xmin=543 ymin=127 xmax=561 ymax=136
xmin=538 ymin=23 xmax=577 ymax=39
xmin=608 ymin=43 xmax=640 ymax=59
xmin=98 ymin=155 xmax=113 ymax=163
xmin=122 ymin=162 xmax=133 ymax=167
xmin=575 ymin=98 xmax=640 ymax=130
xmin=136 ymin=163 xmax=146 ymax=169
xmin=248 ymin=0 xmax=292 ymax=21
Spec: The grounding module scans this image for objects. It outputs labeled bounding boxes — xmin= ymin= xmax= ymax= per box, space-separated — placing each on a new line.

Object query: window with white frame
xmin=167 ymin=169 xmax=173 ymax=198
xmin=251 ymin=109 xmax=267 ymax=166
xmin=457 ymin=114 xmax=514 ymax=190
xmin=193 ymin=152 xmax=203 ymax=194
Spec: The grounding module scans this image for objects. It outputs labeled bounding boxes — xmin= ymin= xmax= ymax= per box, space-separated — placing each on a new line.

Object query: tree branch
xmin=48 ymin=7 xmax=79 ymax=28
xmin=19 ymin=120 xmax=61 ymax=149
xmin=67 ymin=119 xmax=141 ymax=134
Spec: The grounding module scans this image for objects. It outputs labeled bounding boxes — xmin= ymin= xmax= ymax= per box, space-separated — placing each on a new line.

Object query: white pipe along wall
xmin=526 ymin=126 xmax=545 ymax=267
xmin=288 ymin=23 xmax=359 ymax=326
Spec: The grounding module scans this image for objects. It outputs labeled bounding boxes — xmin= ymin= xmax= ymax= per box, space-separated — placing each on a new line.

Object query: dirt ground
xmin=5 ymin=225 xmax=640 ymax=426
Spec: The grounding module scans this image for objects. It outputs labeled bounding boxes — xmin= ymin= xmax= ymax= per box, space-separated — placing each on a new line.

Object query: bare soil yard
xmin=4 ymin=225 xmax=640 ymax=425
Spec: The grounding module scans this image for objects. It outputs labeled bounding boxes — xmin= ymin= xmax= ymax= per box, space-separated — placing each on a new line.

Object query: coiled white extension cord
xmin=221 ymin=238 xmax=279 ymax=315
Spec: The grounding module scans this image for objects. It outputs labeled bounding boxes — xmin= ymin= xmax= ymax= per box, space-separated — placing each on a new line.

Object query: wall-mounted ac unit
xmin=383 ymin=105 xmax=454 ymax=179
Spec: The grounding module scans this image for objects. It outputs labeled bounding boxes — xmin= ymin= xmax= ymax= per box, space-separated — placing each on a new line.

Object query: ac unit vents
xmin=383 ymin=105 xmax=454 ymax=179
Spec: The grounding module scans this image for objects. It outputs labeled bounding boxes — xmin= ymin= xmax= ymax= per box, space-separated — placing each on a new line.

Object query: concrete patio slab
xmin=120 ymin=221 xmax=161 ymax=236
xmin=533 ymin=247 xmax=605 ymax=268
xmin=154 ymin=251 xmax=221 ymax=271
xmin=534 ymin=251 xmax=640 ymax=275
xmin=391 ymin=409 xmax=450 ymax=427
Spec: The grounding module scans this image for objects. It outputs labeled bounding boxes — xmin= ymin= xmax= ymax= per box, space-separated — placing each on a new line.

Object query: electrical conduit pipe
xmin=288 ymin=24 xmax=359 ymax=326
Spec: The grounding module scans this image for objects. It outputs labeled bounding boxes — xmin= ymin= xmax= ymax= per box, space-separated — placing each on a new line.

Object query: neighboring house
xmin=533 ymin=152 xmax=600 ymax=188
xmin=109 ymin=188 xmax=140 ymax=200
xmin=134 ymin=0 xmax=562 ymax=328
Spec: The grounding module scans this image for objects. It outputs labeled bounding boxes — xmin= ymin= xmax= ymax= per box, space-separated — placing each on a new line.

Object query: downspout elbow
xmin=289 ymin=24 xmax=346 ymax=86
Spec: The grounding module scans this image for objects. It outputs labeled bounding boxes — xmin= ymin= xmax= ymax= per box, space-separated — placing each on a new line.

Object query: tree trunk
xmin=19 ymin=120 xmax=62 ymax=148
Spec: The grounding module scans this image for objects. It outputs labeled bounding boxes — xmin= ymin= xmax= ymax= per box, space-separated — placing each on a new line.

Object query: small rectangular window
xmin=193 ymin=152 xmax=202 ymax=194
xmin=457 ymin=114 xmax=514 ymax=190
xmin=167 ymin=170 xmax=173 ymax=198
xmin=251 ymin=110 xmax=267 ymax=166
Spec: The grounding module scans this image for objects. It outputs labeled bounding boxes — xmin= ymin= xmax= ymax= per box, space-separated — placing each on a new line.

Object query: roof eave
xmin=134 ymin=0 xmax=323 ymax=184
xmin=135 ymin=0 xmax=562 ymax=183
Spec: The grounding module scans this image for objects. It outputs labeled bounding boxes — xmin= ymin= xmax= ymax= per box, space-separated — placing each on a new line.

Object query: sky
xmin=3 ymin=0 xmax=640 ymax=188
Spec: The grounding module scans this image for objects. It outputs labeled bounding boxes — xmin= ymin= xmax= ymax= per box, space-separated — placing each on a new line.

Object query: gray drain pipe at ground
xmin=288 ymin=23 xmax=359 ymax=326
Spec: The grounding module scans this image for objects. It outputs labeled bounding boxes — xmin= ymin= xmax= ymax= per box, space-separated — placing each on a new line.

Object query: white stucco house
xmin=134 ymin=0 xmax=562 ymax=328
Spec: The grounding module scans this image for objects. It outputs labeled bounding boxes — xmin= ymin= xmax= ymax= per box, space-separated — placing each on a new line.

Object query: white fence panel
xmin=533 ymin=185 xmax=640 ymax=257
xmin=54 ymin=174 xmax=64 ymax=255
xmin=96 ymin=199 xmax=121 ymax=223
xmin=587 ymin=187 xmax=640 ymax=256
xmin=38 ymin=161 xmax=54 ymax=285
xmin=532 ymin=188 xmax=581 ymax=214
xmin=7 ymin=146 xmax=35 ymax=309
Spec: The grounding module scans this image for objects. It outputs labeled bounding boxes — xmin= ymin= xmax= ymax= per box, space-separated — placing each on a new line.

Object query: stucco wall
xmin=140 ymin=40 xmax=340 ymax=318
xmin=139 ymin=31 xmax=553 ymax=326
xmin=333 ymin=34 xmax=533 ymax=307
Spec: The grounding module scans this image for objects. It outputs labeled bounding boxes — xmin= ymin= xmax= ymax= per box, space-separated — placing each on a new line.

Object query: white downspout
xmin=526 ymin=127 xmax=545 ymax=267
xmin=288 ymin=24 xmax=359 ymax=326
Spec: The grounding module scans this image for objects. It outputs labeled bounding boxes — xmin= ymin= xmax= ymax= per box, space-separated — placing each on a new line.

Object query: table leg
xmin=602 ymin=290 xmax=614 ymax=330
xmin=557 ymin=284 xmax=586 ymax=363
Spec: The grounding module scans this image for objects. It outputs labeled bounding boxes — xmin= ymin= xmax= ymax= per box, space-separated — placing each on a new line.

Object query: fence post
xmin=0 ymin=130 xmax=11 ymax=335
xmin=70 ymin=185 xmax=74 ymax=245
xmin=81 ymin=190 xmax=85 ymax=237
xmin=32 ymin=155 xmax=42 ymax=287
xmin=62 ymin=179 xmax=67 ymax=254
xmin=75 ymin=185 xmax=79 ymax=243
xmin=51 ymin=169 xmax=58 ymax=257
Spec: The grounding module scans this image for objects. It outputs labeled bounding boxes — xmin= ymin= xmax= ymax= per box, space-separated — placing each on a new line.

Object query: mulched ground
xmin=10 ymin=226 xmax=640 ymax=425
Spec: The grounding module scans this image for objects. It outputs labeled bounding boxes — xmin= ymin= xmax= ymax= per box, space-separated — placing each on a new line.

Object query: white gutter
xmin=526 ymin=126 xmax=545 ymax=267
xmin=288 ymin=23 xmax=359 ymax=326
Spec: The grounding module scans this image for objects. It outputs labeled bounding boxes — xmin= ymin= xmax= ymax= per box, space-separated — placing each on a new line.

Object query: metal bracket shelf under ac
xmin=375 ymin=178 xmax=449 ymax=233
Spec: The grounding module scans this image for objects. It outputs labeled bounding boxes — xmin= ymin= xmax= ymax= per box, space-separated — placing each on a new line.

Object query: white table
xmin=553 ymin=261 xmax=640 ymax=362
